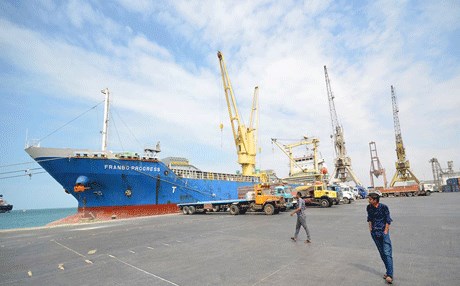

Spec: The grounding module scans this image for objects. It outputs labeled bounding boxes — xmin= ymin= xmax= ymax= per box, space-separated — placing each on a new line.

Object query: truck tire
xmin=407 ymin=192 xmax=413 ymax=197
xmin=238 ymin=209 xmax=247 ymax=215
xmin=188 ymin=206 xmax=196 ymax=214
xmin=426 ymin=191 xmax=431 ymax=196
xmin=264 ymin=204 xmax=275 ymax=215
xmin=182 ymin=206 xmax=189 ymax=215
xmin=343 ymin=197 xmax=349 ymax=204
xmin=229 ymin=204 xmax=240 ymax=215
xmin=320 ymin=199 xmax=330 ymax=208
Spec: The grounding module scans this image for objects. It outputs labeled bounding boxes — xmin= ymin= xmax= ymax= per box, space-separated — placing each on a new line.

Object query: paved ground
xmin=1 ymin=192 xmax=459 ymax=286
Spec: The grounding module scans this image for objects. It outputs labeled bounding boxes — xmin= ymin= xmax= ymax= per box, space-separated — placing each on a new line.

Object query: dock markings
xmin=52 ymin=239 xmax=86 ymax=259
xmin=51 ymin=239 xmax=93 ymax=264
xmin=107 ymin=254 xmax=180 ymax=286
xmin=147 ymin=246 xmax=154 ymax=250
xmin=251 ymin=263 xmax=291 ymax=286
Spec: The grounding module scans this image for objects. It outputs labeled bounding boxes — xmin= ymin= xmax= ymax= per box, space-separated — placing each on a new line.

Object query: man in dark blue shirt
xmin=367 ymin=192 xmax=393 ymax=284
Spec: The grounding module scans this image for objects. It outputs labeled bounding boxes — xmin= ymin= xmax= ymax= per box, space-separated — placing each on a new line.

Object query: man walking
xmin=290 ymin=192 xmax=311 ymax=243
xmin=367 ymin=192 xmax=394 ymax=284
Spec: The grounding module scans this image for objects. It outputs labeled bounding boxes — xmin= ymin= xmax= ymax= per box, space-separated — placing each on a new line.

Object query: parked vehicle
xmin=376 ymin=184 xmax=421 ymax=197
xmin=353 ymin=186 xmax=368 ymax=199
xmin=272 ymin=185 xmax=295 ymax=210
xmin=178 ymin=183 xmax=286 ymax=215
xmin=294 ymin=182 xmax=337 ymax=208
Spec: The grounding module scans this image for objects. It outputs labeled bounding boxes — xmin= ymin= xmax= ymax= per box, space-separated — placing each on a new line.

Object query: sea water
xmin=0 ymin=208 xmax=77 ymax=230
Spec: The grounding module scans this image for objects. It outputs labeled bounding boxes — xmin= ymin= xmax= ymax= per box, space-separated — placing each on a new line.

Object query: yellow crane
xmin=271 ymin=136 xmax=323 ymax=182
xmin=217 ymin=51 xmax=258 ymax=177
xmin=389 ymin=85 xmax=419 ymax=186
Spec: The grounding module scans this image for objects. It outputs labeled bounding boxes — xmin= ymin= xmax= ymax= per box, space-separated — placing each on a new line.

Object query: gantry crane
xmin=217 ymin=51 xmax=258 ymax=177
xmin=272 ymin=136 xmax=323 ymax=181
xmin=429 ymin=158 xmax=445 ymax=192
xmin=323 ymin=65 xmax=361 ymax=186
xmin=389 ymin=85 xmax=420 ymax=187
xmin=369 ymin=141 xmax=388 ymax=188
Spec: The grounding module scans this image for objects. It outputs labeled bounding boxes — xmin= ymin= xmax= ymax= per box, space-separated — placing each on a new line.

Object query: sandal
xmin=385 ymin=276 xmax=393 ymax=284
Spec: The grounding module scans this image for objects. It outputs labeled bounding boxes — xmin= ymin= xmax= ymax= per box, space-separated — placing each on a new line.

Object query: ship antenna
xmin=101 ymin=88 xmax=110 ymax=152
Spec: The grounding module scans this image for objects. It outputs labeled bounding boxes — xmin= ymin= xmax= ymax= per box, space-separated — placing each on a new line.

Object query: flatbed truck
xmin=375 ymin=184 xmax=431 ymax=197
xmin=178 ymin=184 xmax=285 ymax=215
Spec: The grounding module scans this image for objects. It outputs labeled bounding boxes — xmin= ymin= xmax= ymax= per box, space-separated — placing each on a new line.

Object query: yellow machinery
xmin=389 ymin=86 xmax=419 ymax=187
xmin=271 ymin=136 xmax=325 ymax=183
xmin=217 ymin=51 xmax=258 ymax=177
xmin=294 ymin=181 xmax=337 ymax=208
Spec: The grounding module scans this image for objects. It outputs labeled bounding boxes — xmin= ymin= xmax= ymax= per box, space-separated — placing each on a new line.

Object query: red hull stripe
xmin=48 ymin=204 xmax=180 ymax=226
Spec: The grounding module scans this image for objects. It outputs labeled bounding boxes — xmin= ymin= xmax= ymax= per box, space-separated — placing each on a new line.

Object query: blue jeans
xmin=371 ymin=232 xmax=393 ymax=278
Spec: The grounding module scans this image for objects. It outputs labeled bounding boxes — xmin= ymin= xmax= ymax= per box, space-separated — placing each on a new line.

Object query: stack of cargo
xmin=442 ymin=178 xmax=459 ymax=192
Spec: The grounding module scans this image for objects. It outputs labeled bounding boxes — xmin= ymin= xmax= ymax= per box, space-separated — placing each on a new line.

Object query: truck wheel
xmin=274 ymin=209 xmax=280 ymax=214
xmin=229 ymin=205 xmax=240 ymax=215
xmin=238 ymin=209 xmax=247 ymax=215
xmin=182 ymin=206 xmax=189 ymax=215
xmin=343 ymin=197 xmax=349 ymax=204
xmin=320 ymin=199 xmax=330 ymax=208
xmin=407 ymin=192 xmax=413 ymax=197
xmin=188 ymin=206 xmax=196 ymax=214
xmin=426 ymin=191 xmax=431 ymax=196
xmin=264 ymin=204 xmax=275 ymax=215
xmin=213 ymin=205 xmax=220 ymax=212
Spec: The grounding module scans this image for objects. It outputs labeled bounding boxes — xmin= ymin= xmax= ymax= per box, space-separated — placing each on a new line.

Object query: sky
xmin=0 ymin=0 xmax=459 ymax=210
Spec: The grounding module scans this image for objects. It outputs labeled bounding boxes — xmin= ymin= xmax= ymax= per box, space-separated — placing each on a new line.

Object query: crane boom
xmin=217 ymin=51 xmax=257 ymax=176
xmin=271 ymin=137 xmax=322 ymax=182
xmin=389 ymin=85 xmax=419 ymax=186
xmin=323 ymin=65 xmax=361 ymax=186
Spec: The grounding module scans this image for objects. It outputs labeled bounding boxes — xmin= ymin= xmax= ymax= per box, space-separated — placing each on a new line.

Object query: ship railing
xmin=172 ymin=169 xmax=258 ymax=182
xmin=25 ymin=139 xmax=41 ymax=148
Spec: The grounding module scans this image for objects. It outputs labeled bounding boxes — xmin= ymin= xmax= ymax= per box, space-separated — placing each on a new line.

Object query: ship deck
xmin=1 ymin=193 xmax=459 ymax=286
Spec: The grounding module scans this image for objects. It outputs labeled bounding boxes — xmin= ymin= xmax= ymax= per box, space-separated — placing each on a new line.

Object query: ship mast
xmin=101 ymin=88 xmax=110 ymax=152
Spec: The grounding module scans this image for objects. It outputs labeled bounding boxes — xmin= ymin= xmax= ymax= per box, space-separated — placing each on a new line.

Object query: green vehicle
xmin=272 ymin=185 xmax=295 ymax=210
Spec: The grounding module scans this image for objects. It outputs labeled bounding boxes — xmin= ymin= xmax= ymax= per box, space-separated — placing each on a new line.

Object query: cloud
xmin=1 ymin=1 xmax=459 ymax=209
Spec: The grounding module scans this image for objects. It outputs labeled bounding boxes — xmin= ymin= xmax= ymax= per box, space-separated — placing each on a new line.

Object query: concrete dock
xmin=1 ymin=193 xmax=459 ymax=286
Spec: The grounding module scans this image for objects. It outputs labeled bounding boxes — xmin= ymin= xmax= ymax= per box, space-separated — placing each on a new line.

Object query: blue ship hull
xmin=26 ymin=147 xmax=257 ymax=214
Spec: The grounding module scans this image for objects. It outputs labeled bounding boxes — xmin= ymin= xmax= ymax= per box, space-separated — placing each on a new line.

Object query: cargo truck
xmin=294 ymin=182 xmax=337 ymax=208
xmin=375 ymin=184 xmax=429 ymax=197
xmin=178 ymin=183 xmax=285 ymax=215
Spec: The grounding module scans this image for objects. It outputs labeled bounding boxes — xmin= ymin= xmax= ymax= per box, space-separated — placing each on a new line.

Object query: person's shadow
xmin=350 ymin=263 xmax=381 ymax=276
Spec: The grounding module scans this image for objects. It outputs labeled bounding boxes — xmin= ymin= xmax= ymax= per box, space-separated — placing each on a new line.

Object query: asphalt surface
xmin=1 ymin=192 xmax=459 ymax=286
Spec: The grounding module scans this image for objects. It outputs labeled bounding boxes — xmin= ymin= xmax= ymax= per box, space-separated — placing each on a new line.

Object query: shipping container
xmin=442 ymin=185 xmax=452 ymax=192
xmin=447 ymin=178 xmax=459 ymax=186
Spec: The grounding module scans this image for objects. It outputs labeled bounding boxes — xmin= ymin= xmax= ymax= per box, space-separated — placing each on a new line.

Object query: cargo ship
xmin=25 ymin=89 xmax=258 ymax=219
xmin=0 ymin=194 xmax=13 ymax=213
